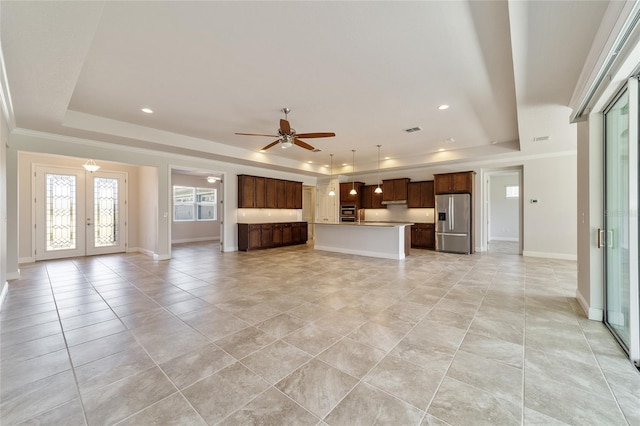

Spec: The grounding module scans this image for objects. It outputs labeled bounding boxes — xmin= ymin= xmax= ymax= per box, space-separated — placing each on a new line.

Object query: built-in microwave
xmin=340 ymin=205 xmax=356 ymax=222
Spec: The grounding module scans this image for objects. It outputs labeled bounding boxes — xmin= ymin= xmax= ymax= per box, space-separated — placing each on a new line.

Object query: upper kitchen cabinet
xmin=340 ymin=182 xmax=364 ymax=205
xmin=265 ymin=178 xmax=277 ymax=208
xmin=238 ymin=175 xmax=256 ymax=208
xmin=361 ymin=185 xmax=385 ymax=209
xmin=382 ymin=178 xmax=410 ymax=203
xmin=407 ymin=181 xmax=435 ymax=208
xmin=238 ymin=175 xmax=302 ymax=209
xmin=434 ymin=172 xmax=474 ymax=194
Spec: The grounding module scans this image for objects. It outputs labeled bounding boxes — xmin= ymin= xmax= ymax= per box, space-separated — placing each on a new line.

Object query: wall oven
xmin=340 ymin=205 xmax=356 ymax=222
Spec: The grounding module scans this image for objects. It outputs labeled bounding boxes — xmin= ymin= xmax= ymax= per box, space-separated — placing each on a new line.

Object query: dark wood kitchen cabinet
xmin=382 ymin=178 xmax=410 ymax=203
xmin=407 ymin=181 xmax=435 ymax=208
xmin=340 ymin=182 xmax=364 ymax=205
xmin=238 ymin=222 xmax=308 ymax=251
xmin=434 ymin=171 xmax=474 ymax=194
xmin=276 ymin=179 xmax=287 ymax=208
xmin=255 ymin=177 xmax=266 ymax=208
xmin=411 ymin=223 xmax=435 ymax=249
xmin=237 ymin=175 xmax=302 ymax=209
xmin=361 ymin=185 xmax=385 ymax=209
xmin=265 ymin=178 xmax=277 ymax=208
xmin=238 ymin=175 xmax=256 ymax=208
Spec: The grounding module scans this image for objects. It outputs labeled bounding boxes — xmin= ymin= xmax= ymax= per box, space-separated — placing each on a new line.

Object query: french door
xmin=35 ymin=166 xmax=127 ymax=260
xmin=603 ymin=80 xmax=639 ymax=365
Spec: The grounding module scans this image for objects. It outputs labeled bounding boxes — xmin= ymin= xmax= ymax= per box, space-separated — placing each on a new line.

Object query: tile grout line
xmin=42 ymin=262 xmax=91 ymax=426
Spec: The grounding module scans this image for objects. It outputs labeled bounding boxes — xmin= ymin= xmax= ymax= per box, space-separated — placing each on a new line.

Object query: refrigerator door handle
xmin=449 ymin=196 xmax=454 ymax=230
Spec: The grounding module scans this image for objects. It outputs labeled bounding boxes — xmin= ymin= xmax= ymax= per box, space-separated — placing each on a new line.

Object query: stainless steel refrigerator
xmin=435 ymin=193 xmax=471 ymax=254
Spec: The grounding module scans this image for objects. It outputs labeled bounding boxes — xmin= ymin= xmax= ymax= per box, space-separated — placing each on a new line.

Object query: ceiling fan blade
xmin=235 ymin=132 xmax=279 ymax=137
xmin=294 ymin=132 xmax=336 ymax=138
xmin=261 ymin=140 xmax=281 ymax=151
xmin=294 ymin=138 xmax=315 ymax=151
xmin=280 ymin=119 xmax=291 ymax=134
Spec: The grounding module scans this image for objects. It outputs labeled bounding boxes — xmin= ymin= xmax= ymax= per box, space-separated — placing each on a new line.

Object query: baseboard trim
xmin=172 ymin=237 xmax=220 ymax=244
xmin=0 ymin=282 xmax=8 ymax=312
xmin=489 ymin=237 xmax=518 ymax=242
xmin=6 ymin=270 xmax=19 ymax=280
xmin=223 ymin=245 xmax=238 ymax=253
xmin=576 ymin=289 xmax=603 ymax=321
xmin=522 ymin=250 xmax=577 ymax=261
xmin=18 ymin=256 xmax=35 ymax=264
xmin=153 ymin=253 xmax=171 ymax=261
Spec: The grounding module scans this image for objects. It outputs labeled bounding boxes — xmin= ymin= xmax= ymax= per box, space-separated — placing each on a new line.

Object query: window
xmin=173 ymin=186 xmax=217 ymax=222
xmin=196 ymin=187 xmax=216 ymax=220
xmin=505 ymin=185 xmax=519 ymax=198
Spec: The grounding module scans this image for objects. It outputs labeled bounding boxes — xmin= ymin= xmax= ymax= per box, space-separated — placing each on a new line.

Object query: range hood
xmin=381 ymin=199 xmax=407 ymax=205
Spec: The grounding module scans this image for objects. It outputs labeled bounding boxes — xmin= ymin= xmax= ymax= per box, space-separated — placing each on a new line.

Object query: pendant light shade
xmin=328 ymin=153 xmax=336 ymax=196
xmin=83 ymin=159 xmax=100 ymax=173
xmin=375 ymin=144 xmax=383 ymax=194
xmin=350 ymin=149 xmax=357 ymax=195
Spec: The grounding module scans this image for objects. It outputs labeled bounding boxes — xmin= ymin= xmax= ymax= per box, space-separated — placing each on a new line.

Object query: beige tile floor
xmin=1 ymin=242 xmax=639 ymax=425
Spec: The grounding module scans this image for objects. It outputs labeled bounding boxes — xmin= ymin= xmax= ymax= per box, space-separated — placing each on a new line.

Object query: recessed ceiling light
xmin=438 ymin=148 xmax=446 ymax=152
xmin=324 ymin=164 xmax=329 ymax=168
xmin=141 ymin=108 xmax=153 ymax=114
xmin=307 ymin=161 xmax=313 ymax=164
xmin=259 ymin=149 xmax=266 ymax=153
xmin=384 ymin=156 xmax=390 ymax=160
xmin=342 ymin=163 xmax=348 ymax=166
xmin=438 ymin=104 xmax=449 ymax=110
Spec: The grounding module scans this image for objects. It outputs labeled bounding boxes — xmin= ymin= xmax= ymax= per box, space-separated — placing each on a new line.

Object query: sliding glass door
xmin=604 ymin=81 xmax=639 ymax=365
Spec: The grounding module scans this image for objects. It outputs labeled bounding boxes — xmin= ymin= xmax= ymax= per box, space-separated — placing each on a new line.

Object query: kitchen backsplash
xmin=237 ymin=208 xmax=303 ymax=223
xmin=363 ymin=204 xmax=435 ymax=223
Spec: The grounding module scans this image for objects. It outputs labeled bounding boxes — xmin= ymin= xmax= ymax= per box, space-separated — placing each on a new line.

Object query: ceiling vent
xmin=404 ymin=126 xmax=422 ymax=133
xmin=533 ymin=136 xmax=549 ymax=142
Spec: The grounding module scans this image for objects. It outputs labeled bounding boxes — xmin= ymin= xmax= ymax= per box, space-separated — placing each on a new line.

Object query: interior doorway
xmin=170 ymin=168 xmax=224 ymax=252
xmin=483 ymin=168 xmax=522 ymax=255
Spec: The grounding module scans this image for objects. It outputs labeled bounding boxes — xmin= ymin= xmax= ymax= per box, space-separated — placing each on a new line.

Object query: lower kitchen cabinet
xmin=411 ymin=223 xmax=435 ymax=249
xmin=238 ymin=222 xmax=308 ymax=251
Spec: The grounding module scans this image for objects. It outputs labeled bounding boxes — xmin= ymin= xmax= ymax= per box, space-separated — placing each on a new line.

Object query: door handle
xmin=597 ymin=228 xmax=602 ymax=248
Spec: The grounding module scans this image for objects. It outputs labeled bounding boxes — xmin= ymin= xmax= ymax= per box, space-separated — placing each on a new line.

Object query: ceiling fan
xmin=235 ymin=108 xmax=335 ymax=151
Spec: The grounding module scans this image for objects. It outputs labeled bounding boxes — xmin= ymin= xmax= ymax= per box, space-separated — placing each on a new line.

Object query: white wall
xmin=171 ymin=172 xmax=220 ymax=243
xmin=137 ymin=166 xmax=158 ymax=255
xmin=0 ymin=112 xmax=8 ymax=309
xmin=489 ymin=174 xmax=519 ymax=241
xmin=520 ymin=154 xmax=577 ymax=259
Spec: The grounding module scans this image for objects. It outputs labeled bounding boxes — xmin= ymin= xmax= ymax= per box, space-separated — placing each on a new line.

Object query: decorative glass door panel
xmin=93 ymin=177 xmax=119 ymax=247
xmin=45 ymin=173 xmax=78 ymax=251
xmin=36 ymin=167 xmax=86 ymax=260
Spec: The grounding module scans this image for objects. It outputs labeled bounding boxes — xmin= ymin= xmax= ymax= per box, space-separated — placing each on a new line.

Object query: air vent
xmin=404 ymin=126 xmax=422 ymax=133
xmin=533 ymin=136 xmax=549 ymax=142
xmin=312 ymin=148 xmax=322 ymax=152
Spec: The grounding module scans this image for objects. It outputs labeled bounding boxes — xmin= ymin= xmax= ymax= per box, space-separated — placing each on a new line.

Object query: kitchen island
xmin=314 ymin=222 xmax=413 ymax=260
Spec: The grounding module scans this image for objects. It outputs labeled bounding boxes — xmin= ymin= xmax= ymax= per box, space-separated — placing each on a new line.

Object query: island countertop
xmin=312 ymin=221 xmax=413 ymax=227
xmin=314 ymin=222 xmax=412 ymax=259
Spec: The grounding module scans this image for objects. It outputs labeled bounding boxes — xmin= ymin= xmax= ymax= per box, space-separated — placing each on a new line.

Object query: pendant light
xmin=83 ymin=159 xmax=100 ymax=173
xmin=328 ymin=153 xmax=336 ymax=196
xmin=349 ymin=149 xmax=357 ymax=195
xmin=374 ymin=145 xmax=383 ymax=194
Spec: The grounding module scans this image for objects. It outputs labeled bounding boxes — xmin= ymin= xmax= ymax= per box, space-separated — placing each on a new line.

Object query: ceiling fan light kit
xmin=234 ymin=107 xmax=335 ymax=152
